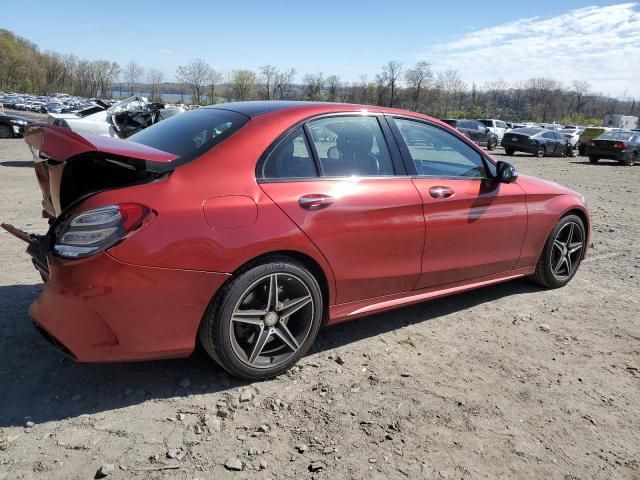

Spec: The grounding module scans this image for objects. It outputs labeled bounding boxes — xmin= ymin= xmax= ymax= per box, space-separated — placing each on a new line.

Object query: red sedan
xmin=3 ymin=102 xmax=590 ymax=379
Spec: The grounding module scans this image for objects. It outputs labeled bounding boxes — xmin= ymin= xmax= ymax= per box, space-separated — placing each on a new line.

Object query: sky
xmin=3 ymin=1 xmax=640 ymax=97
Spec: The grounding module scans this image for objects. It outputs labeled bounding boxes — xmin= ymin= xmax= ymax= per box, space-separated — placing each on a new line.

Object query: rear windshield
xmin=597 ymin=131 xmax=633 ymax=141
xmin=129 ymin=108 xmax=249 ymax=159
xmin=510 ymin=128 xmax=543 ymax=136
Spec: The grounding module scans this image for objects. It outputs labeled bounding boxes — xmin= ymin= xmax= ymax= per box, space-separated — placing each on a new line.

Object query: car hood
xmin=516 ymin=174 xmax=581 ymax=197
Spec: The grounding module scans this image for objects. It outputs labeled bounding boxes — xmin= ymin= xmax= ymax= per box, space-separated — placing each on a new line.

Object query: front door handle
xmin=429 ymin=186 xmax=454 ymax=199
xmin=298 ymin=194 xmax=335 ymax=210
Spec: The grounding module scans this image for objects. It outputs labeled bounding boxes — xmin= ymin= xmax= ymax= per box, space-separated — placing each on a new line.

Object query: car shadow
xmin=0 ymin=279 xmax=540 ymax=428
xmin=569 ymin=160 xmax=620 ymax=167
xmin=0 ymin=160 xmax=33 ymax=168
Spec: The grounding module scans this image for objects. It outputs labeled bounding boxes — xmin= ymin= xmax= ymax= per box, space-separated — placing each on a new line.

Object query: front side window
xmin=394 ymin=118 xmax=489 ymax=178
xmin=306 ymin=116 xmax=395 ymax=177
xmin=261 ymin=128 xmax=318 ymax=179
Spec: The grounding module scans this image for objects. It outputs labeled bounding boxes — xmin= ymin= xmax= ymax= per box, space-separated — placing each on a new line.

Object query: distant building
xmin=603 ymin=115 xmax=638 ymax=129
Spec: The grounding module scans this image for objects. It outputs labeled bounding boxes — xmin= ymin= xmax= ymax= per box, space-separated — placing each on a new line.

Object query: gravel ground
xmin=0 ymin=138 xmax=638 ymax=480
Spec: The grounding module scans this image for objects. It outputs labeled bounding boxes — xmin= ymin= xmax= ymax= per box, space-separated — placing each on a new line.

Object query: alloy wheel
xmin=550 ymin=221 xmax=584 ymax=280
xmin=229 ymin=273 xmax=314 ymax=369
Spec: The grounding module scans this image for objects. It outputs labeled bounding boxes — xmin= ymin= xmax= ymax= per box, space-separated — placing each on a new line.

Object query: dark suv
xmin=441 ymin=119 xmax=498 ymax=150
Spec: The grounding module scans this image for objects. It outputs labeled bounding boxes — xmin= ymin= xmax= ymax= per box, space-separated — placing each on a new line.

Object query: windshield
xmin=597 ymin=131 xmax=633 ymax=141
xmin=129 ymin=108 xmax=249 ymax=160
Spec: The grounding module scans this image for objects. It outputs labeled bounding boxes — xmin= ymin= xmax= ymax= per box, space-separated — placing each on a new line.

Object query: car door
xmin=541 ymin=131 xmax=557 ymax=154
xmin=258 ymin=115 xmax=425 ymax=304
xmin=496 ymin=120 xmax=508 ymax=141
xmin=388 ymin=116 xmax=528 ymax=288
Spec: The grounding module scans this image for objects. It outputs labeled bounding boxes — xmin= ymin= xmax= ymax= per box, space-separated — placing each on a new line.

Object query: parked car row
xmin=0 ymin=92 xmax=107 ymax=114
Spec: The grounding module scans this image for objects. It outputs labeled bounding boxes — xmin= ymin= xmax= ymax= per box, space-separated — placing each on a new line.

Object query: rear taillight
xmin=54 ymin=203 xmax=150 ymax=259
xmin=587 ymin=140 xmax=595 ymax=147
xmin=613 ymin=141 xmax=627 ymax=149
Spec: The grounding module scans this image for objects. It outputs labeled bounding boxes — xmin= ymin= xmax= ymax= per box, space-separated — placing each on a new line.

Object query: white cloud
xmin=422 ymin=3 xmax=640 ymax=97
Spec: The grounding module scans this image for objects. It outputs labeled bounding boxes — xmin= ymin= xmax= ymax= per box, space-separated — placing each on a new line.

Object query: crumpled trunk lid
xmin=23 ymin=123 xmax=177 ymax=218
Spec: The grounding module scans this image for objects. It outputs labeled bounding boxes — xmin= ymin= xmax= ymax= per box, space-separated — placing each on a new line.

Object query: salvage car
xmin=440 ymin=119 xmax=499 ymax=150
xmin=2 ymin=102 xmax=590 ymax=380
xmin=48 ymin=95 xmax=186 ymax=138
xmin=0 ymin=111 xmax=32 ymax=138
xmin=501 ymin=127 xmax=570 ymax=157
xmin=585 ymin=131 xmax=640 ymax=166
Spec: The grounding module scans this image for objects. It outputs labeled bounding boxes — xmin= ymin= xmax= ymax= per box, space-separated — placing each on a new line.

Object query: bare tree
xmin=147 ymin=68 xmax=164 ymax=102
xmin=229 ymin=69 xmax=257 ymax=101
xmin=404 ymin=61 xmax=432 ymax=111
xmin=325 ymin=75 xmax=340 ymax=102
xmin=435 ymin=69 xmax=466 ymax=117
xmin=176 ymin=59 xmax=211 ymax=105
xmin=572 ymin=80 xmax=591 ymax=113
xmin=303 ymin=72 xmax=325 ymax=100
xmin=382 ymin=61 xmax=403 ymax=107
xmin=258 ymin=65 xmax=277 ymax=100
xmin=273 ymin=68 xmax=296 ymax=100
xmin=206 ymin=69 xmax=222 ymax=104
xmin=484 ymin=78 xmax=508 ymax=117
xmin=123 ymin=61 xmax=144 ymax=96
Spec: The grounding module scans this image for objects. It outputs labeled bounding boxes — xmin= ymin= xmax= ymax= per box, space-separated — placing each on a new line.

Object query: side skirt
xmin=328 ymin=267 xmax=535 ymax=324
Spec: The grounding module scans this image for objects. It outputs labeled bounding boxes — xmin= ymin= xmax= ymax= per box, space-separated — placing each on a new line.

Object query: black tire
xmin=622 ymin=152 xmax=637 ymax=166
xmin=535 ymin=144 xmax=546 ymax=158
xmin=589 ymin=156 xmax=599 ymax=163
xmin=198 ymin=256 xmax=323 ymax=380
xmin=505 ymin=147 xmax=515 ymax=156
xmin=0 ymin=125 xmax=12 ymax=139
xmin=531 ymin=214 xmax=586 ymax=289
xmin=487 ymin=138 xmax=497 ymax=151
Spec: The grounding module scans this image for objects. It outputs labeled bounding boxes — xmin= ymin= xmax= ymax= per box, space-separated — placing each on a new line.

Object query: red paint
xmin=15 ymin=103 xmax=589 ymax=362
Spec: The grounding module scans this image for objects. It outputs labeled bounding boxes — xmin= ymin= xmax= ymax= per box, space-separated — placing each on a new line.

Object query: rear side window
xmin=394 ymin=118 xmax=490 ymax=178
xmin=129 ymin=108 xmax=249 ymax=160
xmin=262 ymin=128 xmax=318 ymax=179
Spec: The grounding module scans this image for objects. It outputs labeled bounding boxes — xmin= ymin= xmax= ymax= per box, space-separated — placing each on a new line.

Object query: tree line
xmin=1 ymin=28 xmax=638 ymax=125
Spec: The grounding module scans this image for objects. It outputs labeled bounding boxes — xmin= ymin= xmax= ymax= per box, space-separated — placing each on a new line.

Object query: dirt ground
xmin=0 ymin=137 xmax=638 ymax=480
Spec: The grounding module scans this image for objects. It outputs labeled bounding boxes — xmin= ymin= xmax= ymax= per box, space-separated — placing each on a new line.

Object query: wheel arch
xmin=202 ymin=249 xmax=334 ymax=328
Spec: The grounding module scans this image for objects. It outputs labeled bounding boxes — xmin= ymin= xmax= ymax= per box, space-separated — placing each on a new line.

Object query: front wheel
xmin=535 ymin=144 xmax=546 ymax=158
xmin=487 ymin=138 xmax=497 ymax=151
xmin=198 ymin=257 xmax=323 ymax=380
xmin=531 ymin=215 xmax=586 ymax=288
xmin=621 ymin=152 xmax=637 ymax=166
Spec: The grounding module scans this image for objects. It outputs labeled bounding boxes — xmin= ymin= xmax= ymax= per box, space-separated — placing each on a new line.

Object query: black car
xmin=0 ymin=112 xmax=32 ymax=139
xmin=501 ymin=128 xmax=570 ymax=157
xmin=440 ymin=119 xmax=499 ymax=150
xmin=585 ymin=131 xmax=640 ymax=166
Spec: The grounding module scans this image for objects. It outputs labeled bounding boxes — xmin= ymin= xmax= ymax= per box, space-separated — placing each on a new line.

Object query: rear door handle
xmin=429 ymin=186 xmax=455 ymax=199
xmin=298 ymin=194 xmax=335 ymax=210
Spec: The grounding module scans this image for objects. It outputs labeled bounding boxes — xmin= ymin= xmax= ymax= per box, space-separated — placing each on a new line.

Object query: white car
xmin=47 ymin=95 xmax=186 ymax=139
xmin=478 ymin=119 xmax=510 ymax=142
xmin=558 ymin=128 xmax=584 ymax=149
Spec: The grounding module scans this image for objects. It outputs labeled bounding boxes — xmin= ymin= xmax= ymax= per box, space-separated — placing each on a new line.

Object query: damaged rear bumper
xmin=2 ymin=223 xmax=230 ymax=362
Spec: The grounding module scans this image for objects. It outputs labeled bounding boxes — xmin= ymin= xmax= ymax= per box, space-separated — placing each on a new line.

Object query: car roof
xmin=206 ymin=101 xmax=330 ymax=117
xmin=205 ymin=100 xmax=424 ymax=119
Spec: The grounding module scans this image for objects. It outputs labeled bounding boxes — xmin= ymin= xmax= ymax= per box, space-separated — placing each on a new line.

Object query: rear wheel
xmin=505 ymin=147 xmax=515 ymax=156
xmin=198 ymin=257 xmax=323 ymax=380
xmin=532 ymin=215 xmax=586 ymax=289
xmin=589 ymin=156 xmax=599 ymax=163
xmin=0 ymin=125 xmax=12 ymax=139
xmin=535 ymin=144 xmax=546 ymax=158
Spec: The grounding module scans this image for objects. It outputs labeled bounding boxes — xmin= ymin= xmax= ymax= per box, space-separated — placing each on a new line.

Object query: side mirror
xmin=496 ymin=161 xmax=518 ymax=183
